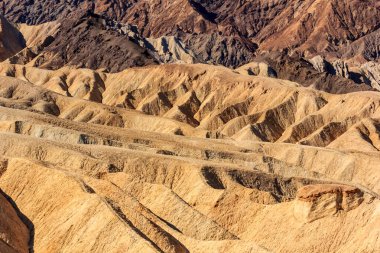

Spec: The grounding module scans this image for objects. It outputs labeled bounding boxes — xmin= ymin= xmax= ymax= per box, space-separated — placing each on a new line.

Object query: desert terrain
xmin=0 ymin=2 xmax=379 ymax=253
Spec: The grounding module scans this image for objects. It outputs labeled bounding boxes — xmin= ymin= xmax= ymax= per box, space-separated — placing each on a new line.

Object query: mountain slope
xmin=20 ymin=12 xmax=158 ymax=72
xmin=0 ymin=2 xmax=379 ymax=252
xmin=3 ymin=0 xmax=379 ymax=91
xmin=3 ymin=0 xmax=379 ymax=62
xmin=0 ymin=14 xmax=25 ymax=61
xmin=1 ymin=62 xmax=380 ymax=149
xmin=0 ymin=64 xmax=379 ymax=252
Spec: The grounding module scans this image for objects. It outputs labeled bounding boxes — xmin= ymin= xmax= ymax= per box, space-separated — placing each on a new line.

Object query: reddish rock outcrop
xmin=294 ymin=184 xmax=364 ymax=223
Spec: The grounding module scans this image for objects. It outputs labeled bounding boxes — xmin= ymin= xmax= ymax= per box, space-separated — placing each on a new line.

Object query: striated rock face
xmin=294 ymin=184 xmax=364 ymax=223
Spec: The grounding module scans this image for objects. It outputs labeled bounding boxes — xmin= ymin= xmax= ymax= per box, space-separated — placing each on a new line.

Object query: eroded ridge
xmin=0 ymin=63 xmax=379 ymax=252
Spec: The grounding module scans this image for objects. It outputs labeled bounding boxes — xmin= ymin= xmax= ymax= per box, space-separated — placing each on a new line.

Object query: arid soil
xmin=0 ymin=2 xmax=379 ymax=253
xmin=0 ymin=63 xmax=379 ymax=252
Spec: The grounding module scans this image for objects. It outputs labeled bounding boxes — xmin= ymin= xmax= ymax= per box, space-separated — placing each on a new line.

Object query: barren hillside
xmin=3 ymin=0 xmax=380 ymax=61
xmin=0 ymin=2 xmax=379 ymax=253
xmin=2 ymin=2 xmax=380 ymax=91
xmin=0 ymin=64 xmax=379 ymax=252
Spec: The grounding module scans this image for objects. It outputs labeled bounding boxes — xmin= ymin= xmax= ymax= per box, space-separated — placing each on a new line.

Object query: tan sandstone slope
xmin=1 ymin=62 xmax=380 ymax=152
xmin=0 ymin=63 xmax=379 ymax=253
